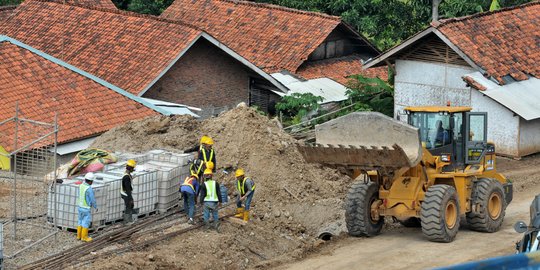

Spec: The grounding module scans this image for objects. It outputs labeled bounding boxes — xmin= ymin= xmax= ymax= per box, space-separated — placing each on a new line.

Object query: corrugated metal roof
xmin=466 ymin=72 xmax=540 ymax=121
xmin=55 ymin=137 xmax=96 ymax=155
xmin=141 ymin=98 xmax=200 ymax=117
xmin=271 ymin=73 xmax=348 ymax=103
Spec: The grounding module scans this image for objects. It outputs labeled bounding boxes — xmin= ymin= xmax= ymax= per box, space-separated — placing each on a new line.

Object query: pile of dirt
xmin=89 ymin=105 xmax=353 ymax=269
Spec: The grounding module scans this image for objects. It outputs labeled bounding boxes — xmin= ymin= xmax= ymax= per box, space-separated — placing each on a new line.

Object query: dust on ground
xmin=89 ymin=105 xmax=351 ymax=269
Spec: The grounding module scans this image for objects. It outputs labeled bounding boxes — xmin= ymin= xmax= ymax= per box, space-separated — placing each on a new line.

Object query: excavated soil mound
xmin=90 ymin=105 xmax=353 ymax=269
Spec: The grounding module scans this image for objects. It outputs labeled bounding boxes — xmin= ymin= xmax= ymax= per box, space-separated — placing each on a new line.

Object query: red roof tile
xmin=1 ymin=0 xmax=201 ymax=95
xmin=296 ymin=55 xmax=388 ymax=85
xmin=0 ymin=5 xmax=16 ymax=22
xmin=436 ymin=2 xmax=540 ymax=85
xmin=161 ymin=0 xmax=348 ymax=73
xmin=0 ymin=38 xmax=158 ymax=152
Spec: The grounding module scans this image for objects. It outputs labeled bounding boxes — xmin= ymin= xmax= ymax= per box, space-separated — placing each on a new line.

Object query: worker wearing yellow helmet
xmin=199 ymin=166 xmax=222 ymax=232
xmin=121 ymin=159 xmax=136 ymax=225
xmin=234 ymin=168 xmax=256 ymax=222
xmin=198 ymin=136 xmax=216 ymax=173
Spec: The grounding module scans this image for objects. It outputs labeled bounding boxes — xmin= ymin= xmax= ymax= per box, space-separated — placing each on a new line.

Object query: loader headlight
xmin=441 ymin=154 xmax=451 ymax=162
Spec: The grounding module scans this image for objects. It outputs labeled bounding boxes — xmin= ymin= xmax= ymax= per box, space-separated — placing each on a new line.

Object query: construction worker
xmin=235 ymin=169 xmax=256 ymax=222
xmin=77 ymin=172 xmax=98 ymax=242
xmin=121 ymin=159 xmax=136 ymax=225
xmin=180 ymin=172 xmax=199 ymax=224
xmin=198 ymin=136 xmax=216 ymax=173
xmin=199 ymin=167 xmax=222 ymax=232
xmin=187 ymin=135 xmax=211 ymax=177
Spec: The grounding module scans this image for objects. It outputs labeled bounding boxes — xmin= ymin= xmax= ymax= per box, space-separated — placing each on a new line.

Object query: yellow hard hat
xmin=206 ymin=161 xmax=214 ymax=170
xmin=126 ymin=159 xmax=136 ymax=167
xmin=205 ymin=137 xmax=214 ymax=146
xmin=203 ymin=168 xmax=213 ymax=175
xmin=200 ymin=135 xmax=209 ymax=144
xmin=235 ymin=169 xmax=245 ymax=178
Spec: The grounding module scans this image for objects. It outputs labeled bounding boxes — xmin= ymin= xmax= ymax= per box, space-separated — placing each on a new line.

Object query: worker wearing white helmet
xmin=77 ymin=172 xmax=98 ymax=242
xmin=121 ymin=159 xmax=136 ymax=225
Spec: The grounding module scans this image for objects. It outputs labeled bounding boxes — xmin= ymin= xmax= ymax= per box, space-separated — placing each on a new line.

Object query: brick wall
xmin=143 ymin=38 xmax=252 ymax=109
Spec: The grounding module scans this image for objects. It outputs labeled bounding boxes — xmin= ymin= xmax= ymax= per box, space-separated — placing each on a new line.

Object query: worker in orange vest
xmin=180 ymin=172 xmax=200 ymax=224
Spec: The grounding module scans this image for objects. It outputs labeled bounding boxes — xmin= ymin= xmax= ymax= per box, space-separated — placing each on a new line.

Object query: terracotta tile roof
xmin=435 ymin=1 xmax=540 ymax=85
xmin=0 ymin=5 xmax=16 ymax=22
xmin=296 ymin=55 xmax=388 ymax=85
xmin=463 ymin=75 xmax=487 ymax=91
xmin=60 ymin=0 xmax=117 ymax=10
xmin=0 ymin=36 xmax=159 ymax=152
xmin=161 ymin=0 xmax=352 ymax=73
xmin=1 ymin=0 xmax=201 ymax=95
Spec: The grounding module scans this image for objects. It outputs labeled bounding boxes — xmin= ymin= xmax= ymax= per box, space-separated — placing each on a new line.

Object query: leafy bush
xmin=276 ymin=93 xmax=323 ymax=125
xmin=345 ymin=75 xmax=394 ymax=117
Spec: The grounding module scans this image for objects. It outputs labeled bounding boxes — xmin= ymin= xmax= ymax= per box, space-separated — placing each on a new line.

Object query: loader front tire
xmin=466 ymin=178 xmax=506 ymax=232
xmin=421 ymin=185 xmax=460 ymax=243
xmin=345 ymin=181 xmax=383 ymax=237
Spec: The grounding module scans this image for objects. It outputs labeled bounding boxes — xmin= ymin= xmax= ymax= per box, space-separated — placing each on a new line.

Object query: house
xmin=1 ymin=0 xmax=288 ymax=115
xmin=160 ymin=0 xmax=387 ymax=106
xmin=0 ymin=35 xmax=166 ymax=168
xmin=364 ymin=2 xmax=540 ymax=157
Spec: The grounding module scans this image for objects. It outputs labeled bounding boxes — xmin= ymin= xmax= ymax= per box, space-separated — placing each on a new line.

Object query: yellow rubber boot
xmin=81 ymin=228 xmax=93 ymax=242
xmin=76 ymin=226 xmax=82 ymax=240
xmin=234 ymin=207 xmax=244 ymax=218
xmin=243 ymin=210 xmax=250 ymax=222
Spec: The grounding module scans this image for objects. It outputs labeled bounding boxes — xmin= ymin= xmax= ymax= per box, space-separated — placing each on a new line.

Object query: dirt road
xmin=278 ymin=155 xmax=540 ymax=270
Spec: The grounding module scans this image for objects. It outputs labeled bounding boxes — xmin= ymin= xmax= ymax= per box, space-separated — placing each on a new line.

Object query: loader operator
xmin=435 ymin=120 xmax=451 ymax=147
xmin=234 ymin=169 xmax=255 ymax=222
xmin=121 ymin=159 xmax=136 ymax=225
xmin=77 ymin=172 xmax=98 ymax=242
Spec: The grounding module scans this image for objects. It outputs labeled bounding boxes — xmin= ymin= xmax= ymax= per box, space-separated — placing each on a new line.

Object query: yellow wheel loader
xmin=298 ymin=106 xmax=512 ymax=242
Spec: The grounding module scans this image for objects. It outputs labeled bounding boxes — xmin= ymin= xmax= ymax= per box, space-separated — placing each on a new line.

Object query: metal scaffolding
xmin=0 ymin=104 xmax=59 ymax=261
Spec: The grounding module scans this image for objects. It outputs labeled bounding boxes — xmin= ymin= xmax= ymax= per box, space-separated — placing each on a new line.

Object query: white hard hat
xmin=84 ymin=172 xmax=96 ymax=181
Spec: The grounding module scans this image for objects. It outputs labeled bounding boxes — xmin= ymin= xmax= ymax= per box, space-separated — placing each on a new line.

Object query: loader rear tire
xmin=421 ymin=185 xmax=460 ymax=243
xmin=345 ymin=181 xmax=383 ymax=237
xmin=466 ymin=178 xmax=506 ymax=232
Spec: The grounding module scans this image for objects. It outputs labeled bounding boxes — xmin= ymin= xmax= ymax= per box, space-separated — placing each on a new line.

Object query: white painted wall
xmin=470 ymin=90 xmax=519 ymax=157
xmin=394 ymin=60 xmax=475 ymax=118
xmin=519 ymin=117 xmax=540 ymax=156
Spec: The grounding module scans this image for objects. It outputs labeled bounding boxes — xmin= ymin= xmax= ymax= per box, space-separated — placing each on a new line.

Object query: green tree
xmin=345 ymin=75 xmax=394 ymax=116
xmin=276 ymin=93 xmax=324 ymax=124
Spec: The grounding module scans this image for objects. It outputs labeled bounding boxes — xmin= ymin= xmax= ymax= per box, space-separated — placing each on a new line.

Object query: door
xmin=465 ymin=112 xmax=488 ymax=164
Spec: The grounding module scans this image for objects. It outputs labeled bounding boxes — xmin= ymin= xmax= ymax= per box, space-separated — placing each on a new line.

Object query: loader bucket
xmin=297 ymin=112 xmax=422 ymax=170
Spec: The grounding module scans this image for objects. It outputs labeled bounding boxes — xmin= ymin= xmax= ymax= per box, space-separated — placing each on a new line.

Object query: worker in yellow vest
xmin=198 ymin=136 xmax=216 ymax=173
xmin=234 ymin=169 xmax=256 ymax=222
xmin=77 ymin=172 xmax=98 ymax=242
xmin=180 ymin=172 xmax=200 ymax=224
xmin=199 ymin=167 xmax=222 ymax=232
xmin=121 ymin=159 xmax=136 ymax=225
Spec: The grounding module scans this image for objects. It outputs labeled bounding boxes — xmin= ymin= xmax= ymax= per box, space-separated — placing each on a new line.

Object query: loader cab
xmin=405 ymin=106 xmax=489 ymax=169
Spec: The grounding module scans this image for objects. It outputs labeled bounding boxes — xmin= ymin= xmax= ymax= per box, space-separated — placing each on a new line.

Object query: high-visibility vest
xmin=202 ymin=148 xmax=214 ymax=163
xmin=204 ymin=180 xmax=218 ymax=202
xmin=121 ymin=172 xmax=132 ymax=196
xmin=182 ymin=176 xmax=196 ymax=192
xmin=237 ymin=177 xmax=256 ymax=196
xmin=78 ymin=183 xmax=91 ymax=209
